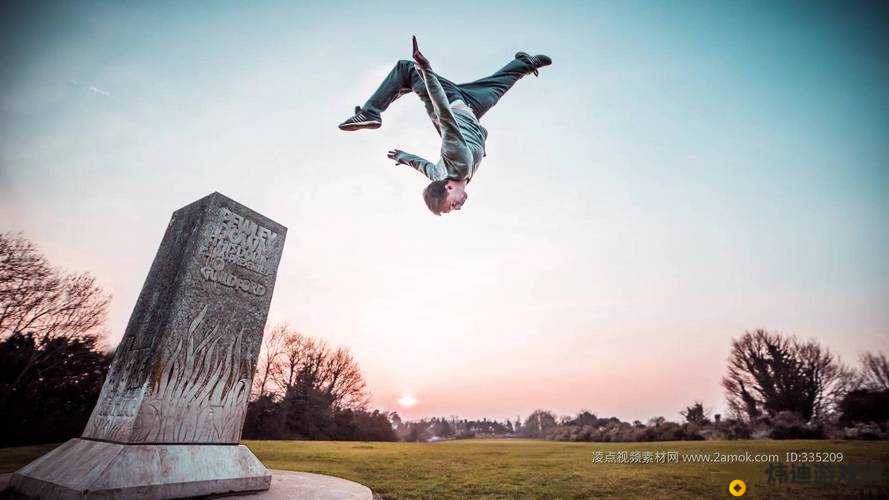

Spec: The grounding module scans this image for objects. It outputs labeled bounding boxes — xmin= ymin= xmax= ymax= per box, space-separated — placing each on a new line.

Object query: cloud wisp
xmin=68 ymin=78 xmax=111 ymax=97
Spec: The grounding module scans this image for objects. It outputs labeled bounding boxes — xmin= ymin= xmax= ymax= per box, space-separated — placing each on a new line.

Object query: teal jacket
xmin=394 ymin=65 xmax=487 ymax=182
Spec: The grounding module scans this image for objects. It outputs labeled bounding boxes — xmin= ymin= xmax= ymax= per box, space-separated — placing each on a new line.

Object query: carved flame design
xmin=133 ymin=304 xmax=257 ymax=443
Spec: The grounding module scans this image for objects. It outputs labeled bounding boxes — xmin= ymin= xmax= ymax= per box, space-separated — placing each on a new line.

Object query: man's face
xmin=440 ymin=184 xmax=468 ymax=214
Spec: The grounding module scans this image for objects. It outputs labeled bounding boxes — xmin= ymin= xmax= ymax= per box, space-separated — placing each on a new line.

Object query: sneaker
xmin=515 ymin=52 xmax=552 ymax=77
xmin=338 ymin=106 xmax=382 ymax=131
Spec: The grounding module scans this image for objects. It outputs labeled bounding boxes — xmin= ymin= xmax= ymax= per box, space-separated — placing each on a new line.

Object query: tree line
xmin=483 ymin=331 xmax=889 ymax=443
xmin=1 ymin=232 xmax=887 ymax=446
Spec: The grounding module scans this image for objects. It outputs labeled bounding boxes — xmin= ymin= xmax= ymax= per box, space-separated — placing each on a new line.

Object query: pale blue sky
xmin=1 ymin=0 xmax=887 ymax=421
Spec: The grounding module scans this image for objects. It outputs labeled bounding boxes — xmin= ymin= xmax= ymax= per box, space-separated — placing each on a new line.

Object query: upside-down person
xmin=339 ymin=36 xmax=551 ymax=215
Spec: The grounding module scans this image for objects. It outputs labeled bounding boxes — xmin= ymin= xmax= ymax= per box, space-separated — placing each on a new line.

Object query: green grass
xmin=2 ymin=439 xmax=888 ymax=498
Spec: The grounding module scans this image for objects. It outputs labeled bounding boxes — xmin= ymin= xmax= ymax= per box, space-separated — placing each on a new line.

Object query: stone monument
xmin=10 ymin=192 xmax=286 ymax=498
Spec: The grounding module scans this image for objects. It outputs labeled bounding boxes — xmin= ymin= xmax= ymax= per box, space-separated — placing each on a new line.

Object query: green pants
xmin=362 ymin=56 xmax=535 ymax=121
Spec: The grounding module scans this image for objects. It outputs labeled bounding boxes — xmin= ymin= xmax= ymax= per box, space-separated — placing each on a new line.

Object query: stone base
xmin=220 ymin=470 xmax=372 ymax=499
xmin=2 ymin=469 xmax=372 ymax=500
xmin=8 ymin=438 xmax=271 ymax=499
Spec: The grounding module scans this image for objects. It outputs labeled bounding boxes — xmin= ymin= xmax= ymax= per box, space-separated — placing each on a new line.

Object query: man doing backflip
xmin=339 ymin=36 xmax=551 ymax=215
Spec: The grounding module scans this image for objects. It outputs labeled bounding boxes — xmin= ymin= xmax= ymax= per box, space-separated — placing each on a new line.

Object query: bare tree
xmin=319 ymin=346 xmax=368 ymax=410
xmin=251 ymin=322 xmax=288 ymax=399
xmin=859 ymin=352 xmax=889 ymax=391
xmin=0 ymin=232 xmax=110 ymax=386
xmin=263 ymin=327 xmax=368 ymax=411
xmin=722 ymin=329 xmax=849 ymax=422
xmin=270 ymin=330 xmax=319 ymax=395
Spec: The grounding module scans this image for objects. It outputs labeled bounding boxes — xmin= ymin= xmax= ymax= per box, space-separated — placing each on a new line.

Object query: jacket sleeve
xmin=415 ymin=65 xmax=462 ymax=144
xmin=395 ymin=151 xmax=442 ymax=181
xmin=416 ymin=65 xmax=471 ymax=180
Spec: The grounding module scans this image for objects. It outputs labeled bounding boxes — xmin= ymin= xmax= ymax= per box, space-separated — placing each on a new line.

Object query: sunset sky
xmin=2 ymin=0 xmax=887 ymax=423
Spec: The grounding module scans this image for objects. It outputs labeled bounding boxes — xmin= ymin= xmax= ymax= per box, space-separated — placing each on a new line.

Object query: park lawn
xmin=2 ymin=439 xmax=888 ymax=498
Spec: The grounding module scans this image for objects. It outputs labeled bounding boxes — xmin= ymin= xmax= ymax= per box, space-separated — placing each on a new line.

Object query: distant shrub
xmin=839 ymin=422 xmax=888 ymax=440
xmin=747 ymin=415 xmax=772 ymax=439
xmin=768 ymin=411 xmax=824 ymax=439
xmin=534 ymin=412 xmax=817 ymax=442
xmin=720 ymin=419 xmax=752 ymax=440
xmin=544 ymin=420 xmax=706 ymax=442
xmin=544 ymin=426 xmax=573 ymax=441
xmin=840 ymin=389 xmax=889 ymax=425
xmin=577 ymin=425 xmax=596 ymax=442
xmin=652 ymin=422 xmax=704 ymax=441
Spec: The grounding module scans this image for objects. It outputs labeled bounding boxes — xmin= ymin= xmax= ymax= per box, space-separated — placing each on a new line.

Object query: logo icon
xmin=729 ymin=479 xmax=747 ymax=496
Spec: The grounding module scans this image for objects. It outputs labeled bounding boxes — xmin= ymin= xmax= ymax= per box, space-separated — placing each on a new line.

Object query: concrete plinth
xmin=2 ymin=468 xmax=372 ymax=500
xmin=9 ymin=438 xmax=270 ymax=499
xmin=7 ymin=193 xmax=289 ymax=499
xmin=224 ymin=470 xmax=373 ymax=499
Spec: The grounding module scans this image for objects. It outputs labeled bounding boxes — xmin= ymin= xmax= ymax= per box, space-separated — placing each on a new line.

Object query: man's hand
xmin=387 ymin=149 xmax=407 ymax=165
xmin=412 ymin=35 xmax=430 ymax=70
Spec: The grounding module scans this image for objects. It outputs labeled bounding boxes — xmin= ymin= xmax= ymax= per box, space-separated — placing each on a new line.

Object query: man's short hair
xmin=422 ymin=180 xmax=449 ymax=216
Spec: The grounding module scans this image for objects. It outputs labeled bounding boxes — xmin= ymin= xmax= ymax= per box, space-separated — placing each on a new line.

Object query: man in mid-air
xmin=338 ymin=36 xmax=551 ymax=215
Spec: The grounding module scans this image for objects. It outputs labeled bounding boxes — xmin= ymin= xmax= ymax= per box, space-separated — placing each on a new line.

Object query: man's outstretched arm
xmin=388 ymin=149 xmax=444 ymax=181
xmin=412 ymin=36 xmax=461 ymax=140
xmin=411 ymin=36 xmax=471 ymax=179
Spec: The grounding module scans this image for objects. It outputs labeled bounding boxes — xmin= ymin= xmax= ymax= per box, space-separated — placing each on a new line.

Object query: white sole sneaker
xmin=339 ymin=119 xmax=382 ymax=131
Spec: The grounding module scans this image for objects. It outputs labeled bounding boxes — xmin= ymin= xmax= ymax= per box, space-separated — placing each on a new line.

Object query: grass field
xmin=2 ymin=439 xmax=888 ymax=498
